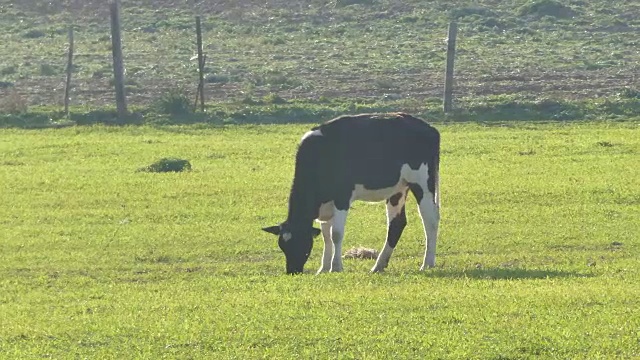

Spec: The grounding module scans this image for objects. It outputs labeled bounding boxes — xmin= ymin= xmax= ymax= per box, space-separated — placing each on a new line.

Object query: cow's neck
xmin=285 ymin=155 xmax=319 ymax=227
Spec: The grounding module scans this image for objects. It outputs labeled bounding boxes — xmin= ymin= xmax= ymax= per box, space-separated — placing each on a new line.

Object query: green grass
xmin=1 ymin=121 xmax=639 ymax=358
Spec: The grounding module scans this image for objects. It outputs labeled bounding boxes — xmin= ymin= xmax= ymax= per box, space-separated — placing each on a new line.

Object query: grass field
xmin=1 ymin=0 xmax=639 ymax=357
xmin=1 ymin=120 xmax=639 ymax=358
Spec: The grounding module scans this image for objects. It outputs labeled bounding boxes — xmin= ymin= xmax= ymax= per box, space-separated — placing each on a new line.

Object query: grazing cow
xmin=263 ymin=112 xmax=440 ymax=274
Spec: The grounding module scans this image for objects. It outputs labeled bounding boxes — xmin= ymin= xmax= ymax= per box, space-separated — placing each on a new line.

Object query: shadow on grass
xmin=422 ymin=267 xmax=593 ymax=280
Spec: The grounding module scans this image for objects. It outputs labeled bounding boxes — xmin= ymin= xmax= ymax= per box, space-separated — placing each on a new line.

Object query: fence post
xmin=195 ymin=16 xmax=205 ymax=112
xmin=110 ymin=0 xmax=128 ymax=120
xmin=443 ymin=21 xmax=458 ymax=113
xmin=64 ymin=26 xmax=74 ymax=118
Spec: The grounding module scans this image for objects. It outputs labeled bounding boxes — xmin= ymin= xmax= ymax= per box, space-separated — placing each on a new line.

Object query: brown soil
xmin=2 ymin=1 xmax=638 ymax=108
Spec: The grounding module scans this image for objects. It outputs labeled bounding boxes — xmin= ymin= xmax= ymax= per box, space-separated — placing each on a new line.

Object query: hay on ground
xmin=343 ymin=247 xmax=379 ymax=259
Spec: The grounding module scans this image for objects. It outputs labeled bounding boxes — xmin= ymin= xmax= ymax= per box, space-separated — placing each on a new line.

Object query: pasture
xmin=1 ymin=121 xmax=639 ymax=358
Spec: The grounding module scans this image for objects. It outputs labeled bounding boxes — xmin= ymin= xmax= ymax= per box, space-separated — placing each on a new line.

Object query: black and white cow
xmin=263 ymin=112 xmax=440 ymax=274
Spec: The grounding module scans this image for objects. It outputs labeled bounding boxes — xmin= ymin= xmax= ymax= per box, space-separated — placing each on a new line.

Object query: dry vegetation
xmin=0 ymin=0 xmax=638 ymax=111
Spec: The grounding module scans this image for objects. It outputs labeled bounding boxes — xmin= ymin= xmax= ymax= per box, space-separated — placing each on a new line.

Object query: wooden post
xmin=443 ymin=21 xmax=458 ymax=113
xmin=110 ymin=0 xmax=127 ymax=119
xmin=63 ymin=26 xmax=74 ymax=118
xmin=195 ymin=16 xmax=205 ymax=112
xmin=194 ymin=54 xmax=207 ymax=111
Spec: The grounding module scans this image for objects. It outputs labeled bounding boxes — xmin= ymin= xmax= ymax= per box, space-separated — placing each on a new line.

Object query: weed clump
xmin=241 ymin=96 xmax=261 ymax=105
xmin=205 ymin=74 xmax=230 ymax=84
xmin=1 ymin=66 xmax=17 ymax=76
xmin=618 ymin=87 xmax=640 ymax=99
xmin=450 ymin=7 xmax=509 ymax=30
xmin=263 ymin=93 xmax=287 ymax=104
xmin=153 ymin=89 xmax=192 ymax=116
xmin=450 ymin=6 xmax=497 ymax=20
xmin=333 ymin=0 xmax=374 ymax=7
xmin=0 ymin=90 xmax=28 ymax=114
xmin=517 ymin=0 xmax=576 ymax=18
xmin=39 ymin=63 xmax=58 ymax=76
xmin=137 ymin=158 xmax=192 ymax=173
xmin=23 ymin=29 xmax=46 ymax=38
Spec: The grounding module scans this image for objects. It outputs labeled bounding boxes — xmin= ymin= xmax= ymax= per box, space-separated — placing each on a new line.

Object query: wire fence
xmin=1 ymin=0 xmax=639 ymax=114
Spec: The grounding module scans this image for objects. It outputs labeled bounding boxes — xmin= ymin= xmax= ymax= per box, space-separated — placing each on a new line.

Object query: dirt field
xmin=1 ymin=0 xmax=638 ymax=107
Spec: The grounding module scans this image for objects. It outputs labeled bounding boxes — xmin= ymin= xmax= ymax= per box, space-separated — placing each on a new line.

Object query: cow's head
xmin=263 ymin=222 xmax=321 ymax=274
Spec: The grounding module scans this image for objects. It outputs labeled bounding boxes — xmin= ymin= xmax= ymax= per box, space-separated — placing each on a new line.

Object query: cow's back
xmin=316 ymin=113 xmax=439 ymax=170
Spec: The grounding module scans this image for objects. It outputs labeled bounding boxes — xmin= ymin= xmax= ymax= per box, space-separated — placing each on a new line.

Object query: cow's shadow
xmin=420 ymin=267 xmax=593 ymax=280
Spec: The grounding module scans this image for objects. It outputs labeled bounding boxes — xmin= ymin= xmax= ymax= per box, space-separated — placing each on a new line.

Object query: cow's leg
xmin=317 ymin=221 xmax=333 ymax=274
xmin=412 ymin=183 xmax=439 ymax=270
xmin=371 ymin=191 xmax=408 ymax=273
xmin=330 ymin=208 xmax=348 ymax=272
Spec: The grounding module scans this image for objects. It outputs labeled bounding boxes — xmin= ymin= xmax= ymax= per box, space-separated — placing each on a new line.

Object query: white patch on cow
xmin=316 ymin=202 xmax=337 ymax=274
xmin=352 ymin=183 xmax=402 ymax=202
xmin=282 ymin=232 xmax=292 ymax=242
xmin=330 ymin=209 xmax=348 ymax=272
xmin=351 ymin=163 xmax=427 ymax=202
xmin=418 ymin=191 xmax=439 ymax=270
xmin=386 ymin=195 xmax=406 ymax=220
xmin=317 ymin=201 xmax=335 ymax=221
xmin=371 ymin=243 xmax=394 ymax=273
xmin=317 ymin=221 xmax=333 ymax=274
xmin=301 ymin=129 xmax=323 ymax=142
xmin=402 ymin=162 xmax=429 ymax=184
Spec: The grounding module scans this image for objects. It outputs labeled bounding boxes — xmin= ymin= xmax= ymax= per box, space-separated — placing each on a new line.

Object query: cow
xmin=263 ymin=112 xmax=440 ymax=274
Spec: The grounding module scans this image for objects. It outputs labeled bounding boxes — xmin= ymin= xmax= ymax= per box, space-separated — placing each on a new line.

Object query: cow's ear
xmin=262 ymin=225 xmax=281 ymax=236
xmin=311 ymin=227 xmax=321 ymax=238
